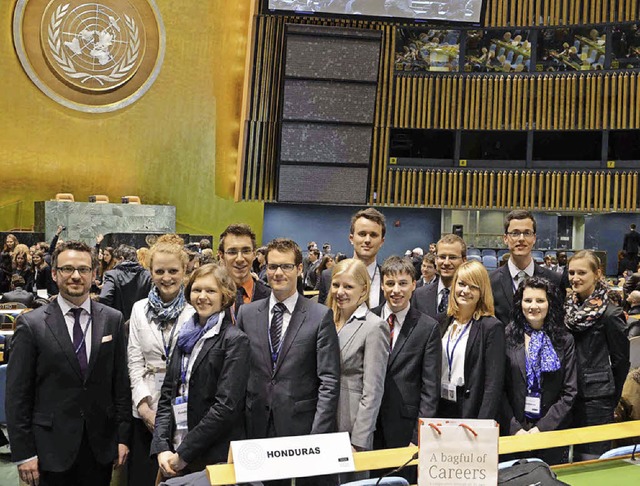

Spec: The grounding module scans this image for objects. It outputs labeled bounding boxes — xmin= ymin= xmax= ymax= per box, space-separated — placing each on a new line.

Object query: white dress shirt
xmin=367 ymin=261 xmax=381 ymax=308
xmin=441 ymin=319 xmax=471 ymax=387
xmin=380 ymin=303 xmax=411 ymax=350
xmin=268 ymin=291 xmax=299 ymax=339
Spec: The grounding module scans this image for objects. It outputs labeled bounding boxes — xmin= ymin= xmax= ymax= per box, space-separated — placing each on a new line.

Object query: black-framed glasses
xmin=224 ymin=247 xmax=254 ymax=257
xmin=506 ymin=231 xmax=536 ymax=239
xmin=56 ymin=266 xmax=92 ymax=276
xmin=267 ymin=263 xmax=296 ymax=272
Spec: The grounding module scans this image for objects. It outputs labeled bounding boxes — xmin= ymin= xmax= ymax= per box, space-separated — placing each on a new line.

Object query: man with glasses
xmin=236 ymin=238 xmax=340 ymax=485
xmin=7 ymin=241 xmax=131 ymax=486
xmin=218 ymin=224 xmax=270 ymax=315
xmin=413 ymin=234 xmax=467 ymax=320
xmin=490 ymin=210 xmax=562 ymax=325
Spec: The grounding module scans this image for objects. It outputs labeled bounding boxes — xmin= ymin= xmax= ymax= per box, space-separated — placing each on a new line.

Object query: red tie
xmin=387 ymin=313 xmax=396 ymax=352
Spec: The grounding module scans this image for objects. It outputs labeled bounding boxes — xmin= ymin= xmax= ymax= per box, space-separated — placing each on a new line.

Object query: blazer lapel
xmin=499 ymin=266 xmax=514 ymax=303
xmin=273 ymin=298 xmax=306 ymax=376
xmin=464 ymin=319 xmax=481 ymax=377
xmin=338 ymin=317 xmax=366 ymax=352
xmin=191 ymin=317 xmax=228 ymax=375
xmin=388 ymin=309 xmax=417 ymax=368
xmin=255 ymin=299 xmax=272 ymax=373
xmin=45 ymin=303 xmax=83 ymax=380
xmin=515 ymin=343 xmax=526 ymax=382
xmin=85 ymin=302 xmax=105 ymax=382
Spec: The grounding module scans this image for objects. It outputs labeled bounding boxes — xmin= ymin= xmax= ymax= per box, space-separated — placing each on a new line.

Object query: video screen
xmin=464 ymin=29 xmax=531 ymax=72
xmin=611 ymin=24 xmax=640 ymax=69
xmin=395 ymin=28 xmax=460 ymax=72
xmin=537 ymin=27 xmax=606 ymax=72
xmin=268 ymin=1 xmax=485 ymax=24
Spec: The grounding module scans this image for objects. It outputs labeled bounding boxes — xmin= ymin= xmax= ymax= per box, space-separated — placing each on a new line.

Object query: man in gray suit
xmin=236 ymin=238 xmax=340 ymax=485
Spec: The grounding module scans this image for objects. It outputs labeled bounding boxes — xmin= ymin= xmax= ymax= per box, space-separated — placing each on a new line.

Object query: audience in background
xmin=2 ymin=233 xmax=18 ymax=256
xmin=31 ymin=249 xmax=57 ymax=296
xmin=417 ymin=252 xmax=437 ymax=287
xmin=12 ymin=244 xmax=33 ymax=291
xmin=626 ymin=290 xmax=640 ymax=338
xmin=0 ymin=275 xmax=35 ymax=307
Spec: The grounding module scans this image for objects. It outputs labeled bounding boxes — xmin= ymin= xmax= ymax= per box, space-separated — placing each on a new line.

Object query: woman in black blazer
xmin=152 ymin=263 xmax=250 ymax=477
xmin=565 ymin=250 xmax=630 ymax=459
xmin=439 ymin=260 xmax=505 ymax=421
xmin=502 ymin=276 xmax=577 ymax=464
xmin=31 ymin=250 xmax=58 ymax=296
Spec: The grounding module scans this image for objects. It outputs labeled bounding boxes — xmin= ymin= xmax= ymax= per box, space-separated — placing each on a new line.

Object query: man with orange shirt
xmin=218 ymin=224 xmax=270 ymax=316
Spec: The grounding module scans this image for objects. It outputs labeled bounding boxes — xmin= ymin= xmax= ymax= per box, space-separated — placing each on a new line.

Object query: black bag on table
xmin=498 ymin=459 xmax=569 ymax=485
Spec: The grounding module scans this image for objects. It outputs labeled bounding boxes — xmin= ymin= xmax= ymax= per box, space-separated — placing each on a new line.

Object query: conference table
xmin=553 ymin=455 xmax=640 ymax=484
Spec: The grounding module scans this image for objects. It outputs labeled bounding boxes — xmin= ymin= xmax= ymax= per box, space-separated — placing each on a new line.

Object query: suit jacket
xmin=490 ymin=264 xmax=563 ymax=325
xmin=99 ymin=262 xmax=152 ymax=321
xmin=623 ymin=230 xmax=640 ymax=254
xmin=623 ymin=272 xmax=640 ymax=297
xmin=501 ymin=329 xmax=577 ymax=435
xmin=33 ymin=265 xmax=58 ymax=296
xmin=0 ymin=288 xmax=35 ymax=307
xmin=336 ymin=308 xmax=389 ymax=450
xmin=440 ymin=315 xmax=505 ymax=420
xmin=372 ymin=305 xmax=441 ymax=447
xmin=411 ymin=279 xmax=441 ymax=321
xmin=6 ymin=300 xmax=131 ymax=471
xmin=236 ymin=295 xmax=340 ymax=438
xmin=151 ymin=312 xmax=250 ymax=468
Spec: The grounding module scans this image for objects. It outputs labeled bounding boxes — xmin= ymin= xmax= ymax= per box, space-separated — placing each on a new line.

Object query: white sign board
xmin=418 ymin=418 xmax=499 ymax=486
xmin=231 ymin=431 xmax=355 ymax=483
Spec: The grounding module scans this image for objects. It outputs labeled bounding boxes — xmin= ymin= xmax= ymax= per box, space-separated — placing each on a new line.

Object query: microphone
xmin=375 ymin=450 xmax=419 ymax=486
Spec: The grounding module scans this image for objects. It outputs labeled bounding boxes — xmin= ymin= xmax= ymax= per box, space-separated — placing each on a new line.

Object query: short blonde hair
xmin=326 ymin=258 xmax=370 ymax=322
xmin=448 ymin=260 xmax=495 ymax=321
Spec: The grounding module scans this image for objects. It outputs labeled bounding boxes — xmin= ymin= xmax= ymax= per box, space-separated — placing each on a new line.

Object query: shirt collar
xmin=57 ymin=295 xmax=91 ymax=316
xmin=241 ymin=276 xmax=255 ymax=301
xmin=346 ymin=303 xmax=369 ymax=325
xmin=202 ymin=311 xmax=225 ymax=340
xmin=382 ymin=302 xmax=410 ymax=324
xmin=508 ymin=258 xmax=535 ymax=279
xmin=269 ymin=291 xmax=299 ymax=314
xmin=366 ymin=260 xmax=378 ymax=279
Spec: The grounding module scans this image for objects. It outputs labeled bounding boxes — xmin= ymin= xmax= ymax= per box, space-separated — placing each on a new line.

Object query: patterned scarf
xmin=564 ymin=280 xmax=608 ymax=333
xmin=525 ymin=323 xmax=561 ymax=393
xmin=146 ymin=285 xmax=187 ymax=326
xmin=176 ymin=312 xmax=220 ymax=356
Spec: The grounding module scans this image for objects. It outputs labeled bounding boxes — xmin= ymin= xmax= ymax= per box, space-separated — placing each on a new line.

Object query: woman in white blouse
xmin=127 ymin=234 xmax=194 ymax=485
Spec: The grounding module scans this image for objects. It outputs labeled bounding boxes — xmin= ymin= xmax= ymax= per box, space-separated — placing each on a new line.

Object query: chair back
xmin=54 ymin=193 xmax=75 ymax=202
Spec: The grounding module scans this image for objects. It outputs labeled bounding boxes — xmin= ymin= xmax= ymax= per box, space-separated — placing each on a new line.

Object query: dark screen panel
xmin=278 ymin=165 xmax=368 ymax=204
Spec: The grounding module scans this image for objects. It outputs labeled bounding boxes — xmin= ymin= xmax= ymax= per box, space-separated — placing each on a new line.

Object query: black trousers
xmin=572 ymin=397 xmax=615 ymax=459
xmin=129 ymin=417 xmax=159 ymax=486
xmin=40 ymin=428 xmax=113 ymax=486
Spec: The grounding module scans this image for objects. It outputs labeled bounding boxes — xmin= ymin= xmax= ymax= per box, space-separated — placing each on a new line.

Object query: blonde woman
xmin=439 ymin=260 xmax=505 ymax=421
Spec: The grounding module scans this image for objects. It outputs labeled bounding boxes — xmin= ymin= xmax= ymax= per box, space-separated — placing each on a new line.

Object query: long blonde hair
xmin=448 ymin=260 xmax=495 ymax=321
xmin=326 ymin=258 xmax=370 ymax=323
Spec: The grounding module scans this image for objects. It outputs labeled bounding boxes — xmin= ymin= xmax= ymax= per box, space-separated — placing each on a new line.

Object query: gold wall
xmin=0 ymin=0 xmax=263 ymax=241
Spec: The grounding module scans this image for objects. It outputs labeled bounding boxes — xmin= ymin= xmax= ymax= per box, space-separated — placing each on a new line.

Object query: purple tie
xmin=71 ymin=308 xmax=88 ymax=377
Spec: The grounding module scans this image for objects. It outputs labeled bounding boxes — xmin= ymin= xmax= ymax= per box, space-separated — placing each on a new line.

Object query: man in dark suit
xmin=623 ymin=223 xmax=640 ymax=268
xmin=218 ymin=224 xmax=270 ymax=316
xmin=304 ymin=249 xmax=321 ymax=290
xmin=413 ymin=234 xmax=467 ymax=320
xmin=6 ymin=241 xmax=131 ymax=486
xmin=490 ymin=210 xmax=562 ymax=325
xmin=236 ymin=238 xmax=340 ymax=485
xmin=0 ymin=274 xmax=35 ymax=307
xmin=318 ymin=207 xmax=387 ymax=306
xmin=373 ymin=256 xmax=441 ymax=483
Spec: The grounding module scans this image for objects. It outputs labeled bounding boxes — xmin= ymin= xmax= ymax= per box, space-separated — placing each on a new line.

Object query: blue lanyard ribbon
xmin=446 ymin=321 xmax=471 ymax=382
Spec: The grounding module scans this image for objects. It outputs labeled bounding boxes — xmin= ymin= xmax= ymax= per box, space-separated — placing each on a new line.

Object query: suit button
xmin=271 ymin=379 xmax=276 ymax=385
xmin=80 ymin=410 xmax=84 ymax=418
xmin=464 ymin=390 xmax=471 ymax=398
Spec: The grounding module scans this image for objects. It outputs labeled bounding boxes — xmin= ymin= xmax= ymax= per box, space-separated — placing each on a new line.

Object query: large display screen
xmin=267 ymin=1 xmax=485 ymax=24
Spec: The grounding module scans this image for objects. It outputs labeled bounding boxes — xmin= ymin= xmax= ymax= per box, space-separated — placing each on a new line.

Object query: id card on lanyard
xmin=441 ymin=321 xmax=471 ymax=402
xmin=173 ymin=355 xmax=190 ymax=430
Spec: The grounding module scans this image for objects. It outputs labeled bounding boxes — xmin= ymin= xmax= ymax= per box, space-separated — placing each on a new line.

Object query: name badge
xmin=524 ymin=395 xmax=541 ymax=417
xmin=172 ymin=396 xmax=188 ymax=430
xmin=441 ymin=382 xmax=457 ymax=402
xmin=155 ymin=372 xmax=166 ymax=392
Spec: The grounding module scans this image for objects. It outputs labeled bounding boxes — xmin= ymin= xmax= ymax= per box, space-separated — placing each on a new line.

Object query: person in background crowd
xmin=623 ymin=223 xmax=640 ymax=269
xmin=97 ymin=246 xmax=116 ymax=286
xmin=236 ymin=238 xmax=340 ymax=486
xmin=327 ymin=258 xmax=389 ymax=481
xmin=372 ymin=256 xmax=441 ymax=484
xmin=31 ymin=249 xmax=57 ymax=296
xmin=304 ymin=248 xmax=321 ymax=290
xmin=617 ymin=250 xmax=636 ymax=277
xmin=137 ymin=247 xmax=150 ymax=269
xmin=99 ymin=244 xmax=152 ymax=321
xmin=491 ymin=210 xmax=562 ymax=326
xmin=217 ymin=224 xmax=270 ymax=319
xmin=417 ymin=252 xmax=437 ymax=287
xmin=12 ymin=243 xmax=34 ymax=291
xmin=502 ymin=277 xmax=577 ymax=465
xmin=564 ymin=250 xmax=630 ymax=460
xmin=322 ymin=242 xmax=332 ymax=255
xmin=152 ymin=264 xmax=249 ymax=478
xmin=314 ymin=254 xmax=335 ymax=290
xmin=439 ymin=261 xmax=505 ymax=421
xmin=302 ymin=241 xmax=318 ymax=277
xmin=6 ymin=241 xmax=131 ymax=486
xmin=2 ymin=233 xmax=18 ymax=256
xmin=413 ymin=234 xmax=467 ymax=320
xmin=0 ymin=275 xmax=35 ymax=307
xmin=199 ymin=248 xmax=215 ymax=265
xmin=0 ymin=252 xmax=13 ymax=294
xmin=625 ymin=290 xmax=640 ymax=337
xmin=410 ymin=247 xmax=424 ymax=278
xmin=319 ymin=208 xmax=387 ymax=307
xmin=198 ymin=238 xmax=212 ymax=251
xmin=252 ymin=246 xmax=268 ymax=282
xmin=128 ymin=235 xmax=195 ymax=485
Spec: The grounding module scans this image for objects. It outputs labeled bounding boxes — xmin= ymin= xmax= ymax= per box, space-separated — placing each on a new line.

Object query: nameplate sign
xmin=230 ymin=432 xmax=355 ymax=482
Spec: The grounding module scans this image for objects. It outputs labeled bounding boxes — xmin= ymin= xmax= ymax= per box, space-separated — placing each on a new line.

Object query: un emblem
xmin=14 ymin=0 xmax=164 ymax=112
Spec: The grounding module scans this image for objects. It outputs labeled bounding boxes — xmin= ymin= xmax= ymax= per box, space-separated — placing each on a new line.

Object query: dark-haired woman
xmin=565 ymin=250 xmax=629 ymax=459
xmin=502 ymin=277 xmax=577 ymax=464
xmin=151 ymin=264 xmax=250 ymax=477
xmin=31 ymin=250 xmax=58 ymax=296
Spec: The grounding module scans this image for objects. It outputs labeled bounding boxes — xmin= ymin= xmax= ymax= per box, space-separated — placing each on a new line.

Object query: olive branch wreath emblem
xmin=47 ymin=3 xmax=140 ymax=86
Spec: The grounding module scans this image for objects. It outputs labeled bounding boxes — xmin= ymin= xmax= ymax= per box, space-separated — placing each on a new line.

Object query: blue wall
xmin=263 ymin=203 xmax=442 ymax=260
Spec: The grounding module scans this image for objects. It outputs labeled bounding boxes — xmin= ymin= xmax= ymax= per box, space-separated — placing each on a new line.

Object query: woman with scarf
xmin=502 ymin=277 xmax=577 ymax=464
xmin=565 ymin=250 xmax=630 ymax=459
xmin=152 ymin=263 xmax=250 ymax=477
xmin=127 ymin=234 xmax=194 ymax=485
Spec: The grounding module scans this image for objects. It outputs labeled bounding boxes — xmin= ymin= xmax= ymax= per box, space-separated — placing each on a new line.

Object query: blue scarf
xmin=525 ymin=324 xmax=561 ymax=393
xmin=177 ymin=312 xmax=220 ymax=355
xmin=146 ymin=285 xmax=186 ymax=326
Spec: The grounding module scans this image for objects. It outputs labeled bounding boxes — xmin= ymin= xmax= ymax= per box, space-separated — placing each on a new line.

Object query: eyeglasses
xmin=56 ymin=266 xmax=92 ymax=276
xmin=224 ymin=247 xmax=254 ymax=257
xmin=506 ymin=231 xmax=536 ymax=239
xmin=267 ymin=263 xmax=297 ymax=272
xmin=436 ymin=255 xmax=462 ymax=262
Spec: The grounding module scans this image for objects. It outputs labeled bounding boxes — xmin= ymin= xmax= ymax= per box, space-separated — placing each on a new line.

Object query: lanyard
xmin=179 ymin=355 xmax=189 ymax=398
xmin=446 ymin=321 xmax=471 ymax=382
xmin=74 ymin=315 xmax=92 ymax=356
xmin=160 ymin=322 xmax=178 ymax=362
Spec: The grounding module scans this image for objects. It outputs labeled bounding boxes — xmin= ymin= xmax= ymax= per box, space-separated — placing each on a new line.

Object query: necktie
xmin=270 ymin=303 xmax=287 ymax=362
xmin=235 ymin=286 xmax=247 ymax=312
xmin=71 ymin=308 xmax=88 ymax=377
xmin=438 ymin=287 xmax=450 ymax=314
xmin=387 ymin=313 xmax=396 ymax=352
xmin=515 ymin=270 xmax=527 ymax=290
